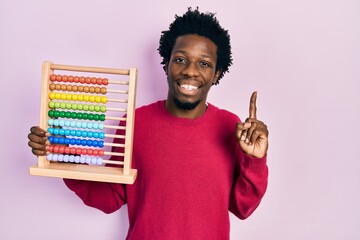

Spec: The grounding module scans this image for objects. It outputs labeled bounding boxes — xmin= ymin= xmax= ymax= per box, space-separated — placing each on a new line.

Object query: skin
xmin=28 ymin=34 xmax=269 ymax=158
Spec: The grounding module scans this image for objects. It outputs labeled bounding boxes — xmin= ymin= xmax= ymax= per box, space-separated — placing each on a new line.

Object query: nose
xmin=181 ymin=63 xmax=199 ymax=78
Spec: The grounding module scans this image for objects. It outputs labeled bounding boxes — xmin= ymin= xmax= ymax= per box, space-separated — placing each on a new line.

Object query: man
xmin=28 ymin=7 xmax=269 ymax=240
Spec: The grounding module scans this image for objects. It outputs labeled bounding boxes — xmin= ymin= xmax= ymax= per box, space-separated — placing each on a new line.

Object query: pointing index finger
xmin=249 ymin=91 xmax=257 ymax=119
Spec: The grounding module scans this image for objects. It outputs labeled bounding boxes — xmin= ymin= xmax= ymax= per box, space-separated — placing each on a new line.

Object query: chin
xmin=173 ymin=97 xmax=201 ymax=110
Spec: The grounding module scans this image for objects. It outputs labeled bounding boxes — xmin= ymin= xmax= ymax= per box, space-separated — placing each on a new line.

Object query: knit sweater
xmin=64 ymin=100 xmax=268 ymax=240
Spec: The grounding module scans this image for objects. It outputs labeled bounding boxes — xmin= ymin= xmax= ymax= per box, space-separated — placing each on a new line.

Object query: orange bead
xmin=79 ymin=77 xmax=85 ymax=84
xmin=61 ymin=84 xmax=67 ymax=91
xmin=56 ymin=75 xmax=62 ymax=82
xmin=96 ymin=78 xmax=103 ymax=85
xmin=83 ymin=86 xmax=89 ymax=93
xmin=91 ymin=77 xmax=97 ymax=84
xmin=68 ymin=75 xmax=74 ymax=83
xmin=62 ymin=75 xmax=68 ymax=82
xmin=78 ymin=86 xmax=84 ymax=92
xmin=73 ymin=76 xmax=79 ymax=83
xmin=49 ymin=83 xmax=56 ymax=91
xmin=85 ymin=77 xmax=91 ymax=84
xmin=100 ymin=87 xmax=107 ymax=94
xmin=50 ymin=74 xmax=56 ymax=82
xmin=66 ymin=85 xmax=72 ymax=91
xmin=95 ymin=87 xmax=101 ymax=94
xmin=102 ymin=78 xmax=109 ymax=85
xmin=89 ymin=86 xmax=95 ymax=93
xmin=72 ymin=85 xmax=78 ymax=92
xmin=55 ymin=84 xmax=61 ymax=90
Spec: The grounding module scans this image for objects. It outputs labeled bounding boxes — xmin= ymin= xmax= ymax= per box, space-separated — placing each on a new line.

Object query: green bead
xmin=54 ymin=102 xmax=61 ymax=108
xmin=76 ymin=113 xmax=83 ymax=119
xmin=100 ymin=114 xmax=105 ymax=121
xmin=83 ymin=105 xmax=89 ymax=111
xmin=94 ymin=115 xmax=99 ymax=121
xmin=77 ymin=104 xmax=83 ymax=111
xmin=100 ymin=106 xmax=106 ymax=113
xmin=71 ymin=112 xmax=77 ymax=119
xmin=65 ymin=112 xmax=71 ymax=118
xmin=66 ymin=103 xmax=72 ymax=109
xmin=89 ymin=105 xmax=95 ymax=111
xmin=54 ymin=111 xmax=60 ymax=118
xmin=71 ymin=104 xmax=78 ymax=110
xmin=94 ymin=105 xmax=100 ymax=112
xmin=60 ymin=102 xmax=66 ymax=109
xmin=49 ymin=102 xmax=55 ymax=109
xmin=48 ymin=110 xmax=54 ymax=117
xmin=59 ymin=111 xmax=65 ymax=118
xmin=88 ymin=114 xmax=94 ymax=120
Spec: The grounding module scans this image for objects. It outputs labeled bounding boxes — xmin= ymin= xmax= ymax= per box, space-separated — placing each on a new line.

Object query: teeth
xmin=181 ymin=84 xmax=198 ymax=90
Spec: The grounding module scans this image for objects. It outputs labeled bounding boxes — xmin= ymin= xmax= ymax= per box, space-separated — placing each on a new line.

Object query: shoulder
xmin=207 ymin=102 xmax=241 ymax=123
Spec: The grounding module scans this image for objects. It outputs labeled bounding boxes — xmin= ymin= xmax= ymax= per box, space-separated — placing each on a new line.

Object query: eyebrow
xmin=172 ymin=50 xmax=214 ymax=59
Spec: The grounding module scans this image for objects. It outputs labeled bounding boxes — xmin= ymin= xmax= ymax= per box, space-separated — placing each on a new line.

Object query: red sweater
xmin=64 ymin=100 xmax=268 ymax=240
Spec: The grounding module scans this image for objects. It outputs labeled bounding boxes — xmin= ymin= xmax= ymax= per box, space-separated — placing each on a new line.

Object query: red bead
xmin=102 ymin=78 xmax=109 ymax=85
xmin=73 ymin=76 xmax=79 ymax=83
xmin=48 ymin=145 xmax=54 ymax=152
xmin=91 ymin=77 xmax=97 ymax=84
xmin=81 ymin=149 xmax=87 ymax=155
xmin=76 ymin=148 xmax=82 ymax=155
xmin=53 ymin=145 xmax=59 ymax=153
xmin=50 ymin=74 xmax=56 ymax=82
xmin=79 ymin=77 xmax=85 ymax=84
xmin=68 ymin=75 xmax=74 ymax=83
xmin=93 ymin=149 xmax=98 ymax=156
xmin=62 ymin=75 xmax=68 ymax=82
xmin=87 ymin=149 xmax=93 ymax=155
xmin=64 ymin=147 xmax=70 ymax=154
xmin=96 ymin=78 xmax=102 ymax=85
xmin=98 ymin=150 xmax=104 ymax=156
xmin=70 ymin=148 xmax=76 ymax=154
xmin=58 ymin=146 xmax=65 ymax=153
xmin=85 ymin=77 xmax=91 ymax=84
xmin=56 ymin=75 xmax=62 ymax=82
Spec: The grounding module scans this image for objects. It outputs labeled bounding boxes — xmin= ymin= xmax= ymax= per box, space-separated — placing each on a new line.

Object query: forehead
xmin=171 ymin=34 xmax=218 ymax=59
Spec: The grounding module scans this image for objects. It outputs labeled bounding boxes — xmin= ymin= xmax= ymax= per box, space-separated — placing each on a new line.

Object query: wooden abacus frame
xmin=29 ymin=61 xmax=137 ymax=184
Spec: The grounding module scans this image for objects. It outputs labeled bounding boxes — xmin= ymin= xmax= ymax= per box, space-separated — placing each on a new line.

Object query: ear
xmin=163 ymin=62 xmax=169 ymax=75
xmin=212 ymin=69 xmax=222 ymax=84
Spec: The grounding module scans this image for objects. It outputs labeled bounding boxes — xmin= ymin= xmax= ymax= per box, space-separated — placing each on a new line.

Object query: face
xmin=165 ymin=34 xmax=221 ymax=112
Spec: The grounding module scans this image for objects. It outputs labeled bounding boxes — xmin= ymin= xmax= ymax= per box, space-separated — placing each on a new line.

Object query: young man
xmin=28 ymin=8 xmax=269 ymax=240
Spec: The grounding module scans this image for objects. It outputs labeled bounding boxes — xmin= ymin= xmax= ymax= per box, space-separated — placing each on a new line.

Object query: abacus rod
xmin=102 ymin=159 xmax=124 ymax=165
xmin=104 ymin=142 xmax=125 ymax=148
xmin=51 ymin=64 xmax=130 ymax=75
xmin=107 ymin=89 xmax=128 ymax=94
xmin=108 ymin=80 xmax=129 ymax=85
xmin=105 ymin=116 xmax=126 ymax=121
xmin=104 ymin=152 xmax=125 ymax=157
xmin=108 ymin=99 xmax=128 ymax=103
xmin=105 ymin=133 xmax=125 ymax=139
xmin=104 ymin=125 xmax=126 ymax=130
xmin=107 ymin=107 xmax=127 ymax=112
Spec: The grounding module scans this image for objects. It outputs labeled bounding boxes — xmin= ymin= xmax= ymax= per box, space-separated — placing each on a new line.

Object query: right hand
xmin=28 ymin=126 xmax=50 ymax=156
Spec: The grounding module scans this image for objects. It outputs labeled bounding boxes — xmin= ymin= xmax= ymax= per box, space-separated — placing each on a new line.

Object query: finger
xmin=249 ymin=91 xmax=257 ymax=119
xmin=28 ymin=140 xmax=49 ymax=151
xmin=246 ymin=122 xmax=258 ymax=144
xmin=30 ymin=126 xmax=49 ymax=137
xmin=28 ymin=133 xmax=49 ymax=145
xmin=250 ymin=129 xmax=261 ymax=146
xmin=236 ymin=122 xmax=251 ymax=141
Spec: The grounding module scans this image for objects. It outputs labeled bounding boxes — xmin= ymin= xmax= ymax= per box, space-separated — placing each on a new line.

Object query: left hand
xmin=235 ymin=91 xmax=269 ymax=158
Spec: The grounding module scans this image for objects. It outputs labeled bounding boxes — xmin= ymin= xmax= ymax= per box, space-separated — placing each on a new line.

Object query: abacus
xmin=30 ymin=61 xmax=137 ymax=184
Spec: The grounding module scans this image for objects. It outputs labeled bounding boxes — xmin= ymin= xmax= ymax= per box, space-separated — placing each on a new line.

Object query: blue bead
xmin=53 ymin=154 xmax=58 ymax=161
xmin=99 ymin=132 xmax=105 ymax=139
xmin=80 ymin=156 xmax=86 ymax=164
xmin=64 ymin=129 xmax=70 ymax=136
xmin=93 ymin=132 xmax=99 ymax=138
xmin=70 ymin=130 xmax=76 ymax=136
xmin=76 ymin=130 xmax=82 ymax=137
xmin=81 ymin=131 xmax=87 ymax=137
xmin=48 ymin=119 xmax=54 ymax=126
xmin=46 ymin=154 xmax=53 ymax=161
xmin=99 ymin=123 xmax=104 ymax=130
xmin=64 ymin=120 xmax=70 ymax=127
xmin=96 ymin=158 xmax=102 ymax=165
xmin=98 ymin=141 xmax=104 ymax=148
xmin=68 ymin=155 xmax=74 ymax=162
xmin=59 ymin=120 xmax=65 ymax=126
xmin=74 ymin=156 xmax=80 ymax=163
xmin=81 ymin=122 xmax=87 ymax=128
xmin=58 ymin=154 xmax=64 ymax=162
xmin=64 ymin=138 xmax=70 ymax=145
xmin=91 ymin=157 xmax=97 ymax=165
xmin=87 ymin=131 xmax=93 ymax=138
xmin=93 ymin=123 xmax=98 ymax=129
xmin=85 ymin=157 xmax=91 ymax=164
xmin=70 ymin=138 xmax=76 ymax=145
xmin=53 ymin=137 xmax=59 ymax=144
xmin=63 ymin=155 xmax=69 ymax=162
xmin=86 ymin=140 xmax=93 ymax=146
xmin=75 ymin=139 xmax=81 ymax=145
xmin=76 ymin=122 xmax=82 ymax=128
xmin=59 ymin=129 xmax=65 ymax=135
xmin=87 ymin=122 xmax=93 ymax=129
xmin=81 ymin=139 xmax=87 ymax=146
xmin=71 ymin=121 xmax=76 ymax=127
xmin=48 ymin=128 xmax=54 ymax=134
xmin=54 ymin=120 xmax=59 ymax=126
xmin=48 ymin=136 xmax=54 ymax=143
xmin=92 ymin=140 xmax=98 ymax=147
xmin=53 ymin=128 xmax=59 ymax=135
xmin=59 ymin=138 xmax=65 ymax=144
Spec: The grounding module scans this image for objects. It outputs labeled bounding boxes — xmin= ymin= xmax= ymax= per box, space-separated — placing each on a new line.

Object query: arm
xmin=230 ymin=91 xmax=269 ymax=219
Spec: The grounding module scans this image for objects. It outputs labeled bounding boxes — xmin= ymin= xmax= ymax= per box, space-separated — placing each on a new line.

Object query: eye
xmin=173 ymin=57 xmax=186 ymax=64
xmin=199 ymin=61 xmax=211 ymax=68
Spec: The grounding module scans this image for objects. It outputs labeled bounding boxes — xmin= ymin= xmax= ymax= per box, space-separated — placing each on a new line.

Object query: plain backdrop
xmin=1 ymin=0 xmax=359 ymax=239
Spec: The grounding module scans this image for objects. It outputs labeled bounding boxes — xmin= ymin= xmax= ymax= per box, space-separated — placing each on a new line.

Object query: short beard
xmin=173 ymin=97 xmax=201 ymax=110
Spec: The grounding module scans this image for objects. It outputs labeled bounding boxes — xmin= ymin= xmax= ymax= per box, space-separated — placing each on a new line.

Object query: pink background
xmin=1 ymin=0 xmax=359 ymax=239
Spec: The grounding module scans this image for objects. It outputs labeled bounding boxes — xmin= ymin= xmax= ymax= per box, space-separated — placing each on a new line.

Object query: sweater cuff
xmin=242 ymin=153 xmax=267 ymax=173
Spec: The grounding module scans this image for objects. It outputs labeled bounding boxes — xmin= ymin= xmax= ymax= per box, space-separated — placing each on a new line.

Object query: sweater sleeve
xmin=229 ymin=147 xmax=268 ymax=220
xmin=63 ymin=179 xmax=127 ymax=214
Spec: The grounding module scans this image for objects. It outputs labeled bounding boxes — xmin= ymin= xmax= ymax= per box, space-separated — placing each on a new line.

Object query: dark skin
xmin=28 ymin=34 xmax=269 ymax=158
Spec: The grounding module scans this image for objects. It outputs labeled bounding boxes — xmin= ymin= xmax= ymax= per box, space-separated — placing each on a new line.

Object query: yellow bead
xmin=77 ymin=95 xmax=84 ymax=101
xmin=101 ymin=96 xmax=107 ymax=103
xmin=72 ymin=94 xmax=78 ymax=101
xmin=95 ymin=96 xmax=101 ymax=103
xmin=67 ymin=94 xmax=72 ymax=101
xmin=89 ymin=96 xmax=95 ymax=102
xmin=55 ymin=92 xmax=61 ymax=100
xmin=61 ymin=93 xmax=67 ymax=100
xmin=49 ymin=92 xmax=55 ymax=100
xmin=83 ymin=95 xmax=89 ymax=102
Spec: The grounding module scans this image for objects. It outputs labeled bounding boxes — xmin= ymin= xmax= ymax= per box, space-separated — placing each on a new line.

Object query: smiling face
xmin=165 ymin=34 xmax=222 ymax=118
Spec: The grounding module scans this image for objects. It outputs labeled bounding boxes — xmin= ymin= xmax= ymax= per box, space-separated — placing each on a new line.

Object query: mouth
xmin=180 ymin=84 xmax=198 ymax=91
